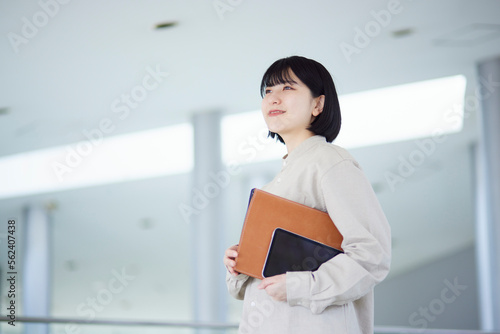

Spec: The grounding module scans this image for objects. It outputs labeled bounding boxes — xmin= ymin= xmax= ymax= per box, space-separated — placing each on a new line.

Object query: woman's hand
xmin=223 ymin=244 xmax=240 ymax=276
xmin=257 ymin=274 xmax=287 ymax=301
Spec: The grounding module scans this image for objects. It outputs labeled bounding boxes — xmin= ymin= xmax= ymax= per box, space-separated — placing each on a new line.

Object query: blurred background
xmin=1 ymin=0 xmax=500 ymax=333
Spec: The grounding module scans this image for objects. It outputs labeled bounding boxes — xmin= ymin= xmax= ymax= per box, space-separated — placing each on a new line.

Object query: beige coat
xmin=226 ymin=135 xmax=391 ymax=334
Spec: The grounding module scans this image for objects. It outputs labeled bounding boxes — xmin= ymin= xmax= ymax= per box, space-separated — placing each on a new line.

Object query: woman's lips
xmin=269 ymin=109 xmax=285 ymax=116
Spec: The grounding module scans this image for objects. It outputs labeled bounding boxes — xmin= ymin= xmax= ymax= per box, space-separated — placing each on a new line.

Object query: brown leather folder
xmin=234 ymin=188 xmax=343 ymax=280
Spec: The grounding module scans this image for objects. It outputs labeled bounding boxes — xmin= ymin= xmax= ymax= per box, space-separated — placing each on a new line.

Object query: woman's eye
xmin=265 ymin=89 xmax=272 ymax=94
xmin=284 ymin=86 xmax=293 ymax=90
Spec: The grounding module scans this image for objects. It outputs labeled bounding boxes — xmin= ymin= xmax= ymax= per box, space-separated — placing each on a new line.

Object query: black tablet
xmin=262 ymin=228 xmax=343 ymax=278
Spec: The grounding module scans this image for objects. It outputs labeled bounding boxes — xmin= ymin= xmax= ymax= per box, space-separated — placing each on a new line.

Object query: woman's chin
xmin=265 ymin=124 xmax=284 ymax=135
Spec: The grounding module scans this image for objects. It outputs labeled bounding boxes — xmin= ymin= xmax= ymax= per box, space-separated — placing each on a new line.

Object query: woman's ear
xmin=312 ymin=95 xmax=325 ymax=117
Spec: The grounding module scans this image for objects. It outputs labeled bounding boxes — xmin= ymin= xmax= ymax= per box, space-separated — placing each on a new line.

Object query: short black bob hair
xmin=260 ymin=56 xmax=341 ymax=143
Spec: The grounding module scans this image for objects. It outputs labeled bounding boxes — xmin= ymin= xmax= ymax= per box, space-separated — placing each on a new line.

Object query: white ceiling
xmin=1 ymin=0 xmax=500 ymax=156
xmin=1 ymin=0 xmax=500 ymax=324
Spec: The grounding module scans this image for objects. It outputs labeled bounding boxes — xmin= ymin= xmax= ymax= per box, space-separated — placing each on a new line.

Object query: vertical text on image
xmin=6 ymin=219 xmax=18 ymax=326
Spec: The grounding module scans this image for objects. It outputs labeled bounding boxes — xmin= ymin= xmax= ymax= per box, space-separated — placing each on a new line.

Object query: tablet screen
xmin=262 ymin=228 xmax=342 ymax=278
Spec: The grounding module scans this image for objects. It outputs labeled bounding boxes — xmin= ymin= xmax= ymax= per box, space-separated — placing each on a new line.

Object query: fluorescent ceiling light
xmin=0 ymin=123 xmax=193 ymax=199
xmin=335 ymin=75 xmax=467 ymax=148
xmin=222 ymin=75 xmax=467 ymax=164
xmin=0 ymin=75 xmax=466 ymax=198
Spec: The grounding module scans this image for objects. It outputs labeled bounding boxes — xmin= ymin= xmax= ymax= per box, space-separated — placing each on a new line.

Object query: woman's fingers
xmin=225 ymin=249 xmax=236 ymax=259
xmin=225 ymin=258 xmax=236 ymax=268
xmin=257 ymin=274 xmax=287 ymax=301
xmin=224 ymin=244 xmax=240 ymax=276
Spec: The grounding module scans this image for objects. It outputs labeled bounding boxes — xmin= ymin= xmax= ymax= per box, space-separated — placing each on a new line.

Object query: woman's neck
xmin=282 ymin=131 xmax=315 ymax=154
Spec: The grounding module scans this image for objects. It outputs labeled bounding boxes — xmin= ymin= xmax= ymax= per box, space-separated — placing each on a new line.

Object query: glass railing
xmin=375 ymin=327 xmax=500 ymax=334
xmin=1 ymin=317 xmax=499 ymax=334
xmin=0 ymin=317 xmax=237 ymax=334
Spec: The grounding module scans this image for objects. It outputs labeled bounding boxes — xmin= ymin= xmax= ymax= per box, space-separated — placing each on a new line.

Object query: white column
xmin=191 ymin=111 xmax=227 ymax=330
xmin=22 ymin=204 xmax=51 ymax=334
xmin=475 ymin=56 xmax=500 ymax=331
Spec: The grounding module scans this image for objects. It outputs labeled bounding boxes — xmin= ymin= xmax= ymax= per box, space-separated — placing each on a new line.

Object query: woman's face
xmin=261 ymin=70 xmax=324 ymax=142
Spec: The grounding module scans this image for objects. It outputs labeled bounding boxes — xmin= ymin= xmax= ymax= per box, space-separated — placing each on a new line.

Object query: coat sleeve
xmin=226 ymin=271 xmax=251 ymax=300
xmin=285 ymin=159 xmax=391 ymax=314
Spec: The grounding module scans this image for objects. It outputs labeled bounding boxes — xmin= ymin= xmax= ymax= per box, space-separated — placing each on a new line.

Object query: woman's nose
xmin=268 ymin=92 xmax=281 ymax=104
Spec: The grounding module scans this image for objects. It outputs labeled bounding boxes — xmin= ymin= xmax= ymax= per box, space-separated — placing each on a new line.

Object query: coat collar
xmin=282 ymin=135 xmax=326 ymax=163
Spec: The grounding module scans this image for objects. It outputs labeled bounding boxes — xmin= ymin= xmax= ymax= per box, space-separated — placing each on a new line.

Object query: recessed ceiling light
xmin=392 ymin=28 xmax=414 ymax=38
xmin=45 ymin=200 xmax=58 ymax=211
xmin=139 ymin=218 xmax=154 ymax=230
xmin=64 ymin=260 xmax=78 ymax=272
xmin=154 ymin=21 xmax=178 ymax=30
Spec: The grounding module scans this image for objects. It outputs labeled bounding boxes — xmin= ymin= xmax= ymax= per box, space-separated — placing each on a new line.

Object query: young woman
xmin=223 ymin=56 xmax=391 ymax=334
